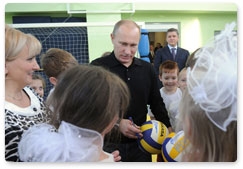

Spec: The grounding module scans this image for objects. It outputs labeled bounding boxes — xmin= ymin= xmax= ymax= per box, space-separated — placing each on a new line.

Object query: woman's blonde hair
xmin=5 ymin=24 xmax=41 ymax=62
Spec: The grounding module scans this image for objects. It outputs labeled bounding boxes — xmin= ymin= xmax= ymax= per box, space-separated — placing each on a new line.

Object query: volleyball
xmin=162 ymin=130 xmax=189 ymax=162
xmin=138 ymin=120 xmax=169 ymax=154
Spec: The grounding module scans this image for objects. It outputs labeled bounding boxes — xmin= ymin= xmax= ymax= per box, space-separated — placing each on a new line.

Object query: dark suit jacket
xmin=154 ymin=45 xmax=189 ymax=87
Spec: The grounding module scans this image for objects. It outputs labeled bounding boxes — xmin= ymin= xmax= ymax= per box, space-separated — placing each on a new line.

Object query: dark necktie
xmin=171 ymin=48 xmax=176 ymax=60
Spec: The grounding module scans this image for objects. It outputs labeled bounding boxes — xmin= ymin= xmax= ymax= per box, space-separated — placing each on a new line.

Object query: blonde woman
xmin=5 ymin=25 xmax=51 ymax=161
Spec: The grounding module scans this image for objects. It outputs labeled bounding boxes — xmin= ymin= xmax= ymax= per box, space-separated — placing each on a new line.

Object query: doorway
xmin=145 ymin=22 xmax=180 ymax=48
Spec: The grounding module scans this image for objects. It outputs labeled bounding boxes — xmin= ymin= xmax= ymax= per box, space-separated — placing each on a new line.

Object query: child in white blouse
xmin=158 ymin=60 xmax=182 ymax=131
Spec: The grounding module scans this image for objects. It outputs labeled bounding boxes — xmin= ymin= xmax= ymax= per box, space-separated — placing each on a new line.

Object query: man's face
xmin=166 ymin=31 xmax=179 ymax=47
xmin=111 ymin=24 xmax=140 ymax=67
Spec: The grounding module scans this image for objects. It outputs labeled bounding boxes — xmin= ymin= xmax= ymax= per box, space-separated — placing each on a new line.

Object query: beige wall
xmin=154 ymin=32 xmax=166 ymax=47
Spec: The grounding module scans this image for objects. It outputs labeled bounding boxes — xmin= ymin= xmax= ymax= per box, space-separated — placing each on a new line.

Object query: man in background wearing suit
xmin=154 ymin=28 xmax=189 ymax=88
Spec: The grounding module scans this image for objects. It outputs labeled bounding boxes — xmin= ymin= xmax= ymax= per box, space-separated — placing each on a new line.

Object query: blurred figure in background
xmin=29 ymin=73 xmax=46 ymax=98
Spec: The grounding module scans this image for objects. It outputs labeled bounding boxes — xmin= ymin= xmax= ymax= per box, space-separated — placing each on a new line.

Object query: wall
xmin=123 ymin=12 xmax=236 ymax=53
xmin=5 ymin=2 xmax=237 ymax=61
xmin=86 ymin=14 xmax=121 ymax=60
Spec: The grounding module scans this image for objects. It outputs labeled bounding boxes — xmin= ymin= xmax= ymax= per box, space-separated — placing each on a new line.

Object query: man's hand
xmin=119 ymin=119 xmax=142 ymax=139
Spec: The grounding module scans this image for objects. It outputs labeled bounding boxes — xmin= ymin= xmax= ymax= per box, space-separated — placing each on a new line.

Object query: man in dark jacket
xmin=91 ymin=19 xmax=172 ymax=162
xmin=154 ymin=28 xmax=189 ymax=88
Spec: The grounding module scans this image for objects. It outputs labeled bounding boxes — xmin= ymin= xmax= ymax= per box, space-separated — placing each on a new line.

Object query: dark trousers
xmin=104 ymin=141 xmax=152 ymax=162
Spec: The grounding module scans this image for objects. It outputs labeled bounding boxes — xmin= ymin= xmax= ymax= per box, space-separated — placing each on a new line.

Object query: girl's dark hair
xmin=47 ymin=65 xmax=130 ymax=134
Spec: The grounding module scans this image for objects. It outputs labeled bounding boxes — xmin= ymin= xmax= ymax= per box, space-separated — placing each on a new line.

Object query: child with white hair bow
xmin=177 ymin=22 xmax=237 ymax=162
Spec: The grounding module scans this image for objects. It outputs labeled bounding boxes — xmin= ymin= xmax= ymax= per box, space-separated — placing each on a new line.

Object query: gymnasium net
xmin=14 ymin=23 xmax=89 ymax=99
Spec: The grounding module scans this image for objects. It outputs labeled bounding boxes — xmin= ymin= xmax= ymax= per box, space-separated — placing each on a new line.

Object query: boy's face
xmin=159 ymin=69 xmax=178 ymax=91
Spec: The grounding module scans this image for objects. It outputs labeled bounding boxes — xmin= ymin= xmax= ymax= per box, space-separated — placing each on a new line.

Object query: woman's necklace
xmin=6 ymin=92 xmax=23 ymax=101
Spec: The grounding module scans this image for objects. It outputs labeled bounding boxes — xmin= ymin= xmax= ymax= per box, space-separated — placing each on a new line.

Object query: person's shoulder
xmin=160 ymin=89 xmax=168 ymax=98
xmin=90 ymin=56 xmax=105 ymax=65
xmin=176 ymin=87 xmax=182 ymax=94
xmin=178 ymin=47 xmax=189 ymax=53
xmin=135 ymin=57 xmax=154 ymax=68
xmin=157 ymin=46 xmax=168 ymax=53
xmin=90 ymin=54 xmax=113 ymax=66
xmin=160 ymin=87 xmax=166 ymax=94
xmin=174 ymin=88 xmax=183 ymax=98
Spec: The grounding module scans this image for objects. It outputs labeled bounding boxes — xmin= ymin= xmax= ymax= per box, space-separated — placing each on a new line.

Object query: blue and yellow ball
xmin=138 ymin=120 xmax=169 ymax=154
xmin=162 ymin=130 xmax=189 ymax=162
